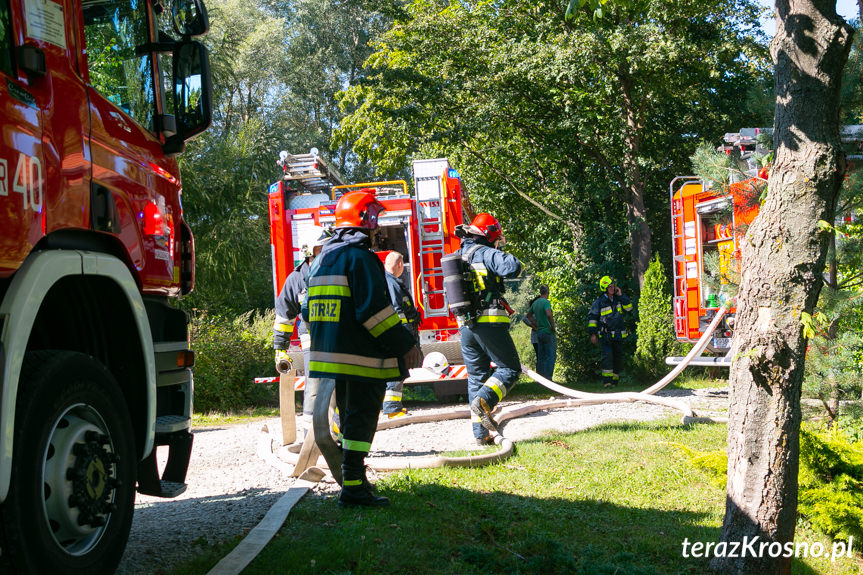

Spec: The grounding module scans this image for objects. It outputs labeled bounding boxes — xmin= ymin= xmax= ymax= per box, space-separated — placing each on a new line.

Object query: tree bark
xmin=712 ymin=2 xmax=852 ymax=574
xmin=618 ymin=64 xmax=651 ymax=290
xmin=826 ymin=317 xmax=840 ymax=428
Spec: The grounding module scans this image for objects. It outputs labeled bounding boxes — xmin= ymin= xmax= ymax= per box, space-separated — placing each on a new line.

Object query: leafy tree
xmin=178 ymin=121 xmax=275 ymax=314
xmin=337 ymin=0 xmax=770 ymax=289
xmin=278 ymin=0 xmax=393 ymax=177
xmin=177 ymin=0 xmax=294 ymax=313
xmin=178 ymin=0 xmax=394 ymax=313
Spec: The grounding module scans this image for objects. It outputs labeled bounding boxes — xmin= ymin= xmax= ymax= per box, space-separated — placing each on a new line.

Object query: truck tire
xmin=0 ymin=351 xmax=136 ymax=574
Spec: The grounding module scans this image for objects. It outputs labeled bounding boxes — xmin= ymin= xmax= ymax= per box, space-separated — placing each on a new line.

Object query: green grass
xmin=167 ymin=419 xmax=862 ymax=575
xmin=193 ymin=406 xmax=281 ymax=426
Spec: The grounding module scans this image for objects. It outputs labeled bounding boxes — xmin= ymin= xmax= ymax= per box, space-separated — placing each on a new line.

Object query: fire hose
xmin=214 ymin=307 xmax=731 ymax=575
xmin=290 ymin=304 xmax=731 ymax=480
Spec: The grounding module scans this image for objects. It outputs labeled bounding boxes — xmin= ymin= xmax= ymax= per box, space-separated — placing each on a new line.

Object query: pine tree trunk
xmin=826 ymin=317 xmax=840 ymax=427
xmin=711 ymin=2 xmax=852 ymax=574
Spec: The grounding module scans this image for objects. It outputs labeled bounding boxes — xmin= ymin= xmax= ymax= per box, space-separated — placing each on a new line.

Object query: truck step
xmin=155 ymin=414 xmax=190 ymax=434
xmin=137 ymin=479 xmax=188 ymax=498
xmin=137 ymin=429 xmax=193 ymax=498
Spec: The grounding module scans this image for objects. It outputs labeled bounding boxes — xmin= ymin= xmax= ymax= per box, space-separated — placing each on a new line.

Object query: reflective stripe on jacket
xmin=302 ymin=228 xmax=415 ymax=383
xmin=587 ymin=292 xmax=633 ymax=337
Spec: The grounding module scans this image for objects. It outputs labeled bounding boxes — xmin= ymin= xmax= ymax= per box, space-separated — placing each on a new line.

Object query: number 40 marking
xmin=2 ymin=153 xmax=43 ymax=212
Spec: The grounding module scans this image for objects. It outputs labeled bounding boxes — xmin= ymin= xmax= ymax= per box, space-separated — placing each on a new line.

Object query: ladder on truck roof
xmin=277 ymin=150 xmax=346 ymax=193
xmin=722 ymin=126 xmax=863 ymax=160
xmin=414 ymin=173 xmax=449 ymax=318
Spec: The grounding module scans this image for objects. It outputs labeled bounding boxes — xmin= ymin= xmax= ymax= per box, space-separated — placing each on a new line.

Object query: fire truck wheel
xmin=0 ymin=351 xmax=136 ymax=574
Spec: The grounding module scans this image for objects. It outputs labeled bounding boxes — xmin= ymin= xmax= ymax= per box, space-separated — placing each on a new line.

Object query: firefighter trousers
xmin=301 ymin=349 xmax=320 ymax=431
xmin=382 ymin=378 xmax=405 ymax=414
xmin=600 ymin=337 xmax=624 ymax=384
xmin=335 ymin=379 xmax=386 ymax=485
xmin=460 ymin=323 xmax=521 ymax=439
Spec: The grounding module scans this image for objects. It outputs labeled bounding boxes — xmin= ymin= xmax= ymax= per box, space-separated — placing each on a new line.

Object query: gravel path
xmin=116 ymin=387 xmax=728 ymax=575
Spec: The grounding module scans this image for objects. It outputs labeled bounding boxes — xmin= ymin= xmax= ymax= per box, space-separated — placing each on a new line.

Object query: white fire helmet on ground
xmin=423 ymin=351 xmax=451 ymax=376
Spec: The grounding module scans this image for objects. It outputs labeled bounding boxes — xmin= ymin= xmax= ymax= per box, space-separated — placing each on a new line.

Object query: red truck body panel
xmin=670 ymin=177 xmax=761 ymax=348
xmin=0 ymin=0 xmax=213 ymax=570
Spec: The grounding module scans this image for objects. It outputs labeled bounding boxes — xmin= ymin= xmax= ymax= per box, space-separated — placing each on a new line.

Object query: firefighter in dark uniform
xmin=457 ymin=213 xmax=523 ymax=445
xmin=588 ymin=275 xmax=634 ymax=387
xmin=382 ymin=251 xmax=421 ymax=418
xmin=273 ymin=226 xmax=332 ymax=438
xmin=302 ymin=190 xmax=422 ymax=507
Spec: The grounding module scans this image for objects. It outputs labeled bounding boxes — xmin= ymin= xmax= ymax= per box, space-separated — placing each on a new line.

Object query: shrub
xmin=798 ymin=424 xmax=863 ymax=542
xmin=668 ymin=442 xmax=728 ymax=488
xmin=677 ymin=422 xmax=863 ymax=544
xmin=190 ymin=310 xmax=278 ymax=413
xmin=633 ymin=254 xmax=689 ymax=378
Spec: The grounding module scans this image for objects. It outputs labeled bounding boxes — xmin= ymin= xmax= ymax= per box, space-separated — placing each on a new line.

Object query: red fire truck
xmin=668 ymin=126 xmax=862 ymax=365
xmin=0 ymin=0 xmax=212 ymax=572
xmin=267 ymin=154 xmax=470 ymax=400
xmin=669 ymin=174 xmax=760 ymax=362
xmin=669 ymin=130 xmax=767 ymax=365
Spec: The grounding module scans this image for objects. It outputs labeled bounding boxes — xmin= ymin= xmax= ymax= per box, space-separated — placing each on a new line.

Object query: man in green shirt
xmin=527 ymin=285 xmax=556 ymax=380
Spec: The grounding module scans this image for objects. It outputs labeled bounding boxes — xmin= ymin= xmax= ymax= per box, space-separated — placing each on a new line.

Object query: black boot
xmin=470 ymin=396 xmax=499 ymax=432
xmin=338 ymin=484 xmax=390 ymax=508
xmin=341 ymin=457 xmax=386 ymax=507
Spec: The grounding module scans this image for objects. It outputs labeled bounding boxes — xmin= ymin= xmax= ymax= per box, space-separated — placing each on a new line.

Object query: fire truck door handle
xmin=415 ymin=273 xmax=424 ymax=310
xmin=17 ymin=45 xmax=45 ymax=77
xmin=90 ymin=185 xmax=120 ymax=234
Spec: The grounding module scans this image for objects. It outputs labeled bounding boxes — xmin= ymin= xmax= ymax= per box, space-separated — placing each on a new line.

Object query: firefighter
xmin=382 ymin=251 xmax=421 ymax=418
xmin=456 ymin=213 xmax=523 ymax=445
xmin=588 ymin=276 xmax=634 ymax=387
xmin=273 ymin=226 xmax=333 ymax=439
xmin=302 ymin=190 xmax=422 ymax=507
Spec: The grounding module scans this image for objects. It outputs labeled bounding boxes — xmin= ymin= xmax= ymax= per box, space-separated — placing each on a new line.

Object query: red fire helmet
xmin=334 ymin=189 xmax=386 ymax=229
xmin=468 ymin=213 xmax=502 ymax=243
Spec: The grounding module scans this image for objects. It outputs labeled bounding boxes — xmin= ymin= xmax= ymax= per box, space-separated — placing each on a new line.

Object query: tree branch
xmin=460 ymin=141 xmax=582 ymax=242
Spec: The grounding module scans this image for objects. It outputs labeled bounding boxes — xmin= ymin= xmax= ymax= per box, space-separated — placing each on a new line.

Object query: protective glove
xmin=275 ymin=349 xmax=293 ymax=374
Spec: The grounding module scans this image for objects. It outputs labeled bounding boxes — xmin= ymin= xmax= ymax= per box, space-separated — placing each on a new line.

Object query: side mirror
xmin=164 ymin=40 xmax=212 ymax=154
xmin=172 ymin=0 xmax=208 ymax=38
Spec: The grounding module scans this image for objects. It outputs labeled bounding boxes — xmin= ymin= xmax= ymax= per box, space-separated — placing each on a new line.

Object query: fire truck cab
xmin=268 ymin=154 xmax=470 ymax=400
xmin=0 ymin=0 xmax=212 ymax=571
